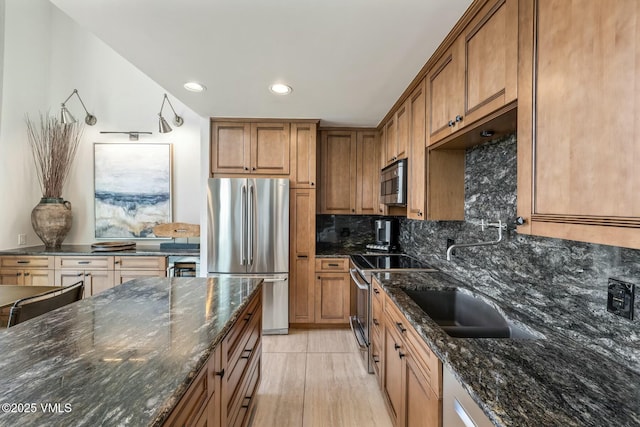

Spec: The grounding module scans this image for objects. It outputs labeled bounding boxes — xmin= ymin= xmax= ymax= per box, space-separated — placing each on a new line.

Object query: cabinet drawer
xmin=315 ymin=258 xmax=348 ymax=272
xmin=229 ymin=345 xmax=261 ymax=427
xmin=371 ymin=292 xmax=384 ymax=338
xmin=164 ymin=363 xmax=209 ymax=427
xmin=225 ymin=293 xmax=261 ymax=366
xmin=371 ymin=278 xmax=384 ymax=312
xmin=115 ymin=256 xmax=167 ymax=270
xmin=227 ymin=305 xmax=261 ymax=406
xmin=0 ymin=256 xmax=52 ymax=269
xmin=55 ymin=256 xmax=113 ymax=270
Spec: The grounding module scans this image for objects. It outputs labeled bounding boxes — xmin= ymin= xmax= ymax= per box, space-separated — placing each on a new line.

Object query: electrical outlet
xmin=18 ymin=234 xmax=26 ymax=246
xmin=446 ymin=238 xmax=455 ymax=255
xmin=607 ymin=278 xmax=635 ymax=320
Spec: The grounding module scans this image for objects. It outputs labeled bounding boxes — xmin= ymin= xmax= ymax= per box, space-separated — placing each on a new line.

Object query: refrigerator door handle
xmin=240 ymin=184 xmax=247 ymax=265
xmin=248 ymin=183 xmax=255 ymax=266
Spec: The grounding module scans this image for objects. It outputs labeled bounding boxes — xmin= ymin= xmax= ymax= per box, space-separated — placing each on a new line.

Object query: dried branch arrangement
xmin=26 ymin=114 xmax=82 ymax=199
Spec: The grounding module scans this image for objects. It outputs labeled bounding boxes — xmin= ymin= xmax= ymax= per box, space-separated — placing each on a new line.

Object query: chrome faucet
xmin=446 ymin=219 xmax=506 ymax=261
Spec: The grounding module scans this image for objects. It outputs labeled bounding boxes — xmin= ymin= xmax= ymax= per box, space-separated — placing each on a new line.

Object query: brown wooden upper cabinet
xmin=318 ymin=129 xmax=380 ymax=215
xmin=517 ymin=0 xmax=640 ymax=249
xmin=210 ymin=120 xmax=290 ymax=175
xmin=407 ymin=80 xmax=427 ymax=220
xmin=290 ymin=122 xmax=317 ymax=188
xmin=427 ymin=0 xmax=517 ymax=146
xmin=385 ymin=101 xmax=409 ymax=165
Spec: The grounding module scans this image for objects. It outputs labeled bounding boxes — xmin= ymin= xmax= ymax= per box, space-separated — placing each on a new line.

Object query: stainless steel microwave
xmin=380 ymin=158 xmax=407 ymax=206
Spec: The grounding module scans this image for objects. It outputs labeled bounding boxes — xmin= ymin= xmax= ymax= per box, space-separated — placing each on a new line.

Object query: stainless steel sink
xmin=403 ymin=289 xmax=539 ymax=339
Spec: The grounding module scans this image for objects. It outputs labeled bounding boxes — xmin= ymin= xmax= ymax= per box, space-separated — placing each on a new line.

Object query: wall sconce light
xmin=158 ymin=93 xmax=184 ymax=133
xmin=60 ymin=89 xmax=97 ymax=125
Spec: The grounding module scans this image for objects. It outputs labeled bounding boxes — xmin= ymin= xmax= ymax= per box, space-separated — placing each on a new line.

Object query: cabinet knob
xmin=16 ymin=272 xmax=22 ymax=277
xmin=455 ymin=115 xmax=463 ymax=123
xmin=24 ymin=272 xmax=30 ymax=276
xmin=244 ymin=167 xmax=249 ymax=171
xmin=448 ymin=120 xmax=455 ymax=127
xmin=516 ymin=216 xmax=526 ymax=226
xmin=351 ymin=209 xmax=355 ymax=213
xmin=418 ymin=211 xmax=423 ymax=217
xmin=252 ymin=167 xmax=256 ymax=171
xmin=310 ymin=182 xmax=315 ymax=186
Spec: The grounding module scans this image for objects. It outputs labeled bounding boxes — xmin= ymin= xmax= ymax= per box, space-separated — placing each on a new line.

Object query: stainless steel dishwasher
xmin=443 ymin=366 xmax=494 ymax=427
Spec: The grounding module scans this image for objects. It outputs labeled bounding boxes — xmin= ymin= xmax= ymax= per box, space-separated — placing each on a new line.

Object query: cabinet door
xmin=383 ymin=321 xmax=404 ymax=425
xmin=115 ymin=256 xmax=167 ymax=271
xmin=355 ymin=131 xmax=381 ymax=215
xmin=0 ymin=270 xmax=24 ymax=285
xmin=88 ymin=270 xmax=115 ymax=296
xmin=427 ymin=39 xmax=464 ymax=145
xmin=290 ymin=122 xmax=317 ymax=188
xmin=404 ymin=354 xmax=441 ymax=427
xmin=24 ymin=269 xmax=55 ymax=286
xmin=378 ymin=127 xmax=388 ymax=215
xmin=211 ymin=122 xmax=251 ymax=174
xmin=250 ymin=122 xmax=290 ymax=174
xmin=395 ymin=100 xmax=409 ymax=161
xmin=407 ymin=80 xmax=427 ymax=220
xmin=289 ymin=189 xmax=316 ymax=323
xmin=385 ymin=117 xmax=397 ymax=165
xmin=518 ymin=0 xmax=640 ymax=248
xmin=463 ymin=0 xmax=517 ymax=125
xmin=318 ymin=131 xmax=357 ymax=214
xmin=314 ymin=272 xmax=350 ymax=324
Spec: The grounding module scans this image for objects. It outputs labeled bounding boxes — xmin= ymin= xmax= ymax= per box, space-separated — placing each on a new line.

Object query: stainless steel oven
xmin=349 ymin=259 xmax=371 ymax=372
xmin=349 ymin=254 xmax=438 ymax=374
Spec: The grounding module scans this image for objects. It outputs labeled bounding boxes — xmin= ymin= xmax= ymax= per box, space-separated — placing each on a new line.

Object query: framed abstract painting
xmin=94 ymin=143 xmax=172 ymax=238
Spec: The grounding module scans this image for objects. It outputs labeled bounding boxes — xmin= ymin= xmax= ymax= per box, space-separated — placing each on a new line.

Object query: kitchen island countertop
xmin=375 ymin=270 xmax=640 ymax=427
xmin=0 ymin=276 xmax=261 ymax=426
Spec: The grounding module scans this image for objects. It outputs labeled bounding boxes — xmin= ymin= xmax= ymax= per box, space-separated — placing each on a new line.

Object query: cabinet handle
xmin=373 ymin=288 xmax=380 ymax=294
xmin=373 ymin=318 xmax=379 ymax=326
xmin=241 ymin=396 xmax=252 ymax=409
xmin=85 ymin=273 xmax=91 ymax=277
xmin=244 ymin=313 xmax=252 ymax=321
xmin=16 ymin=272 xmax=22 ymax=277
xmin=448 ymin=120 xmax=455 ymax=127
xmin=455 ymin=114 xmax=463 ymax=123
xmin=399 ymin=352 xmax=406 ymax=359
xmin=317 ymin=276 xmax=321 ymax=280
xmin=394 ymin=343 xmax=400 ymax=351
xmin=516 ymin=216 xmax=526 ymax=226
xmin=16 ymin=260 xmax=30 ymax=264
xmin=373 ymin=355 xmax=380 ymax=363
xmin=215 ymin=368 xmax=225 ymax=379
xmin=77 ymin=273 xmax=83 ymax=277
xmin=395 ymin=322 xmax=406 ymax=334
xmin=241 ymin=349 xmax=252 ymax=359
xmin=114 ymin=260 xmax=120 ymax=264
xmin=24 ymin=272 xmax=30 ymax=276
xmin=328 ymin=263 xmax=339 ymax=267
xmin=297 ymin=255 xmax=308 ymax=259
xmin=418 ymin=211 xmax=423 ymax=217
xmin=78 ymin=261 xmax=90 ymax=265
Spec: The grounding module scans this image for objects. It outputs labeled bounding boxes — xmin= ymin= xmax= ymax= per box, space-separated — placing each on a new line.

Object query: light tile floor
xmin=251 ymin=328 xmax=393 ymax=427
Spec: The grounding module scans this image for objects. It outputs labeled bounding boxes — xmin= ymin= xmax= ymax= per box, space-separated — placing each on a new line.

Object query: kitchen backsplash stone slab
xmin=316 ymin=214 xmax=378 ymax=249
xmin=399 ymin=133 xmax=640 ymax=372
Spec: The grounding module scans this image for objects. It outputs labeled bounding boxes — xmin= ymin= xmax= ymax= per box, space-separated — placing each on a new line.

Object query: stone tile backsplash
xmin=398 ymin=133 xmax=640 ymax=372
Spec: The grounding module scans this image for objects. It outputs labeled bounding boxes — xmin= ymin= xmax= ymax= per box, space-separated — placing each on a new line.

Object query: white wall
xmin=0 ymin=0 xmax=204 ymax=249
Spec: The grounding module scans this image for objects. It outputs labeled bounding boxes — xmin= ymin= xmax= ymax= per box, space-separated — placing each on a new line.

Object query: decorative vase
xmin=31 ymin=198 xmax=72 ymax=249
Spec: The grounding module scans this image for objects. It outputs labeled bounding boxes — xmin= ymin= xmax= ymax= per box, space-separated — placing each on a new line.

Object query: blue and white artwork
xmin=94 ymin=143 xmax=172 ymax=238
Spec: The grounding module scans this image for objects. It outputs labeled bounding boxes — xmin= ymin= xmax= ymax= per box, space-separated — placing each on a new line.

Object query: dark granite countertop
xmin=375 ymin=271 xmax=640 ymax=427
xmin=0 ymin=276 xmax=261 ymax=426
xmin=0 ymin=245 xmax=200 ymax=257
xmin=315 ymin=243 xmax=366 ymax=257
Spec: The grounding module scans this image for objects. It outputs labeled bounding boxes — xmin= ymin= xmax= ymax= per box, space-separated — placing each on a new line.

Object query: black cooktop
xmin=352 ymin=254 xmax=436 ymax=271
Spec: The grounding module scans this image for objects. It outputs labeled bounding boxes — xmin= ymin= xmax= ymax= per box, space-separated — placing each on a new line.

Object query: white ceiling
xmin=50 ymin=0 xmax=472 ymax=127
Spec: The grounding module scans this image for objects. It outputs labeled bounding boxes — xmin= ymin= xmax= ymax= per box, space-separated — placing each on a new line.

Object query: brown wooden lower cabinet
xmin=376 ymin=277 xmax=442 ymax=427
xmin=164 ymin=288 xmax=262 ymax=427
xmin=314 ymin=258 xmax=350 ymax=324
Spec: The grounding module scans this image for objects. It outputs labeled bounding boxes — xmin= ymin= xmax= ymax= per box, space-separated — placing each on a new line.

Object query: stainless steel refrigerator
xmin=207 ymin=178 xmax=289 ymax=334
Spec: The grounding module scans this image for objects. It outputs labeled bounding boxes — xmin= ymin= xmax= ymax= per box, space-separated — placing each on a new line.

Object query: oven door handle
xmin=349 ymin=269 xmax=369 ymax=290
xmin=349 ymin=316 xmax=368 ymax=351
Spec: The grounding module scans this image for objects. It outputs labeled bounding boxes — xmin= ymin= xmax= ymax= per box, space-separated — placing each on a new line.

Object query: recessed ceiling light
xmin=269 ymin=83 xmax=292 ymax=95
xmin=184 ymin=82 xmax=206 ymax=92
